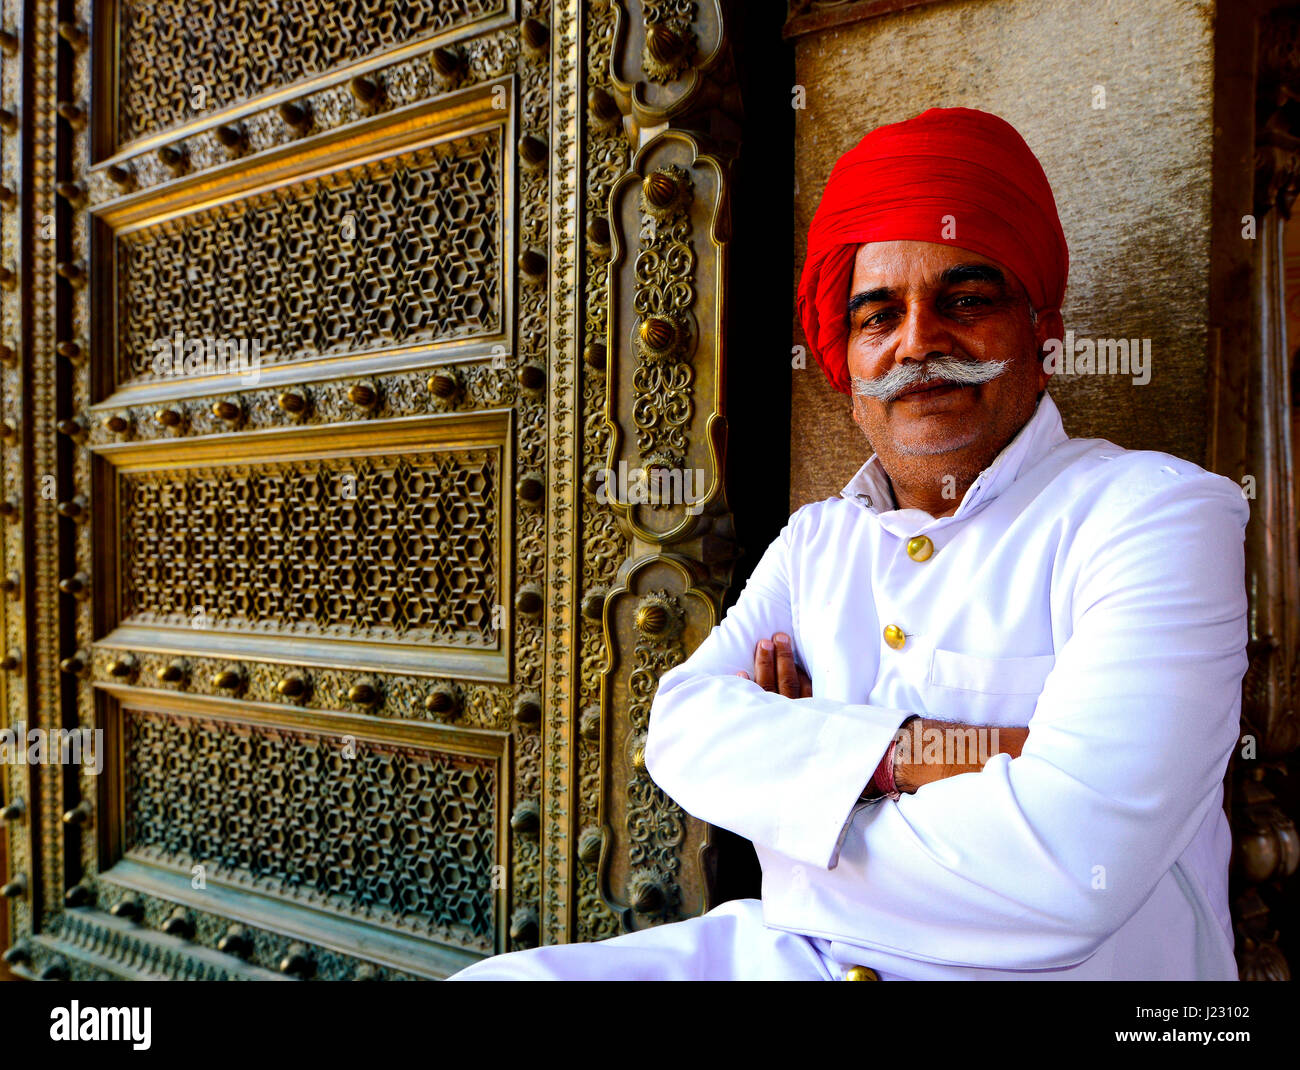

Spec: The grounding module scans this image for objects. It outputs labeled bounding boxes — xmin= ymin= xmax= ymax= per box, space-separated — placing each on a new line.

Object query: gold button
xmin=906 ymin=535 xmax=934 ymax=562
xmin=844 ymin=965 xmax=879 ymax=981
xmin=883 ymin=624 xmax=905 ymax=650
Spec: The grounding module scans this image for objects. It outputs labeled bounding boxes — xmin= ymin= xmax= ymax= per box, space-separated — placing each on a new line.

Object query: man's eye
xmin=860 ymin=309 xmax=894 ymax=328
xmin=948 ymin=294 xmax=990 ymax=308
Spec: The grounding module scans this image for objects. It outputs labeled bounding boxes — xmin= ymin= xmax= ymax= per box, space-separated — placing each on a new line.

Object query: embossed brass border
xmin=92 ymin=0 xmax=517 ymax=163
xmin=92 ymin=80 xmax=517 ymax=406
xmin=92 ymin=684 xmax=509 ymax=977
xmin=91 ymin=409 xmax=515 ymax=681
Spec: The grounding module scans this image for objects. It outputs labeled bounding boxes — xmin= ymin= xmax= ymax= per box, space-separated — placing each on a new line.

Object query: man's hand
xmin=738 ymin=632 xmax=1030 ymax=793
xmin=735 ymin=631 xmax=811 ymax=698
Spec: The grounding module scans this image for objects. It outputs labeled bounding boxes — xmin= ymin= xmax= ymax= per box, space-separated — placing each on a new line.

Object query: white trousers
xmin=446 ymin=898 xmax=862 ymax=981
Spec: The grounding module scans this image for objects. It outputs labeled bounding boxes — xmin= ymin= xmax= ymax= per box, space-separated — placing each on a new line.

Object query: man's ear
xmin=1034 ymin=308 xmax=1065 ymax=390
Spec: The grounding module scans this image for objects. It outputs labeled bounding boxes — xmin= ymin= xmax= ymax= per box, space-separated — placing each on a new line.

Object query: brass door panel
xmin=2 ymin=0 xmax=750 ymax=980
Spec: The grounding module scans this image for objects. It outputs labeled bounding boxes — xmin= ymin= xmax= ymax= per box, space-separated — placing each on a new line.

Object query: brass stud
xmin=0 ymin=340 xmax=12 ymax=363
xmin=60 ymin=653 xmax=87 ymax=676
xmin=578 ymin=827 xmax=603 ymax=864
xmin=0 ymin=498 xmax=18 ymax=522
xmin=883 ymin=624 xmax=906 ymax=651
xmin=586 ymin=216 xmax=610 ymax=246
xmin=517 ymin=361 xmax=545 ymax=392
xmin=349 ymin=76 xmax=381 ymax=105
xmin=631 ymin=744 xmax=647 ymax=773
xmin=1 ymin=875 xmax=27 ymax=898
xmin=635 ymin=602 xmax=669 ymax=636
xmin=0 ymin=650 xmax=17 ymax=673
xmin=58 ymin=572 xmax=89 ymax=598
xmin=55 ymin=260 xmax=86 ymax=286
xmin=107 ymin=655 xmax=137 ymax=678
xmin=154 ymin=408 xmax=182 ymax=427
xmin=1 ymin=942 xmax=31 ymax=966
xmin=62 ymin=800 xmax=92 ymax=827
xmin=645 ymin=24 xmax=685 ymax=64
xmin=430 ymin=46 xmax=463 ymax=78
xmin=518 ymin=248 xmax=547 ymax=278
xmin=0 ymin=419 xmax=16 ymax=441
xmin=278 ymin=101 xmax=311 ymax=128
xmin=211 ymin=399 xmax=242 ymax=422
xmin=158 ymin=144 xmax=186 ymax=171
xmin=0 ymin=571 xmax=19 ymax=597
xmin=55 ymin=101 xmax=85 ymax=128
xmin=278 ymin=943 xmax=314 ymax=978
xmin=515 ymin=583 xmax=544 ymax=617
xmin=0 ymin=266 xmax=15 ymax=289
xmin=510 ymin=800 xmax=540 ymax=836
xmin=583 ymin=342 xmax=607 ymax=370
xmin=0 ymin=183 xmax=14 ymax=209
xmin=57 ymin=416 xmax=86 ymax=438
xmin=155 ymin=661 xmax=184 ymax=684
xmin=588 ymin=86 xmax=621 ymax=123
xmin=424 ymin=686 xmax=461 ymax=718
xmin=161 ymin=907 xmax=193 ymax=939
xmin=0 ymin=28 xmax=17 ymax=54
xmin=518 ymin=134 xmax=548 ymax=167
xmin=638 ymin=316 xmax=675 ymax=352
xmin=39 ymin=957 xmax=70 ymax=981
xmin=214 ymin=123 xmax=246 ymax=150
xmin=210 ymin=668 xmax=243 ymax=691
xmin=217 ymin=924 xmax=250 ymax=956
xmin=520 ymin=17 xmax=549 ymax=50
xmin=277 ymin=390 xmax=308 ymax=415
xmin=65 ymin=882 xmax=93 ymax=907
xmin=513 ymin=693 xmax=542 ymax=725
xmin=110 ymin=895 xmax=143 ymax=921
xmin=579 ymin=705 xmax=600 ymax=741
xmin=509 ymin=908 xmax=539 ymax=947
xmin=517 ymin=473 xmax=545 ymax=505
xmin=56 ymin=495 xmax=87 ymax=521
xmin=56 ymin=340 xmax=83 ymax=362
xmin=581 ymin=587 xmax=606 ymax=621
xmin=426 ymin=370 xmax=460 ymax=400
xmin=276 ymin=673 xmax=308 ymax=699
xmin=348 ymin=681 xmax=380 ymax=708
xmin=56 ymin=180 xmax=86 ymax=205
xmin=57 ymin=21 xmax=88 ymax=50
xmin=631 ymin=877 xmax=665 ymax=913
xmin=105 ymin=164 xmax=135 ymax=189
xmin=102 ymin=413 xmax=129 ymax=433
xmin=348 ymin=382 xmax=378 ymax=410
xmin=642 ymin=170 xmax=678 ymax=208
xmin=0 ymin=108 xmax=17 ymax=134
xmin=0 ymin=798 xmax=24 ymax=821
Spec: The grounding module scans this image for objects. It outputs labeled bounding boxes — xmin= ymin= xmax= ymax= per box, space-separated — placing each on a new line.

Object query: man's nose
xmin=892 ymin=303 xmax=953 ymax=364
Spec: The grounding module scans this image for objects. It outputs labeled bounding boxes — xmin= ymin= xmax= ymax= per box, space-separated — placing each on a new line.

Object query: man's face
xmin=845 ymin=240 xmax=1058 ymax=498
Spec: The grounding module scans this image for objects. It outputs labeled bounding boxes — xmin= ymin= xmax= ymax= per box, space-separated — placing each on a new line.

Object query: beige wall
xmin=790 ymin=0 xmax=1217 ymax=509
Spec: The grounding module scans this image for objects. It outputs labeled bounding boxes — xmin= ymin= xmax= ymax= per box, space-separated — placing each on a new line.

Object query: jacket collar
xmin=839 ymin=390 xmax=1068 ymax=531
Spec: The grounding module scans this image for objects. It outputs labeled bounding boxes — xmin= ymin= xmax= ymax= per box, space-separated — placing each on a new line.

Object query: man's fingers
xmin=754 ymin=638 xmax=776 ymax=691
xmin=774 ymin=632 xmax=798 ymax=698
xmin=736 ymin=670 xmax=750 ymax=680
xmin=800 ymin=672 xmax=812 ymax=699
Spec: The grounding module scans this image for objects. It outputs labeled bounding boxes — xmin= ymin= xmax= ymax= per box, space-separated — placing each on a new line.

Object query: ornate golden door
xmin=1 ymin=1 xmax=763 ymax=979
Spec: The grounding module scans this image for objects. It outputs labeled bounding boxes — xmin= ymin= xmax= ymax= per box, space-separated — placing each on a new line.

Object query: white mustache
xmin=851 ymin=355 xmax=1009 ymax=401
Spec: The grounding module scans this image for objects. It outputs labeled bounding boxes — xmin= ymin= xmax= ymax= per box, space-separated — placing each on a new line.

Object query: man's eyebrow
xmin=846 ymin=264 xmax=1008 ymax=316
xmin=847 ymin=287 xmax=894 ymax=315
xmin=939 ymin=263 xmax=1007 ymax=288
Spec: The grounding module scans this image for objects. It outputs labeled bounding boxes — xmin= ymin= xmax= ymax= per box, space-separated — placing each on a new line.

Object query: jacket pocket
xmin=928 ymin=649 xmax=1056 ymax=696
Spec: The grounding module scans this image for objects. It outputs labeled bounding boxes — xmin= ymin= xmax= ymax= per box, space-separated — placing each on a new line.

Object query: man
xmin=449 ymin=107 xmax=1248 ymax=981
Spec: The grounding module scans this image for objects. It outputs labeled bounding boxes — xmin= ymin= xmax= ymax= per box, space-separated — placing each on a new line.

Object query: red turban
xmin=796 ymin=107 xmax=1069 ymax=395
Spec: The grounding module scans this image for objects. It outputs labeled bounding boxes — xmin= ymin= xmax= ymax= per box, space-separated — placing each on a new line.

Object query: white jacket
xmin=645 ymin=391 xmax=1248 ymax=979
